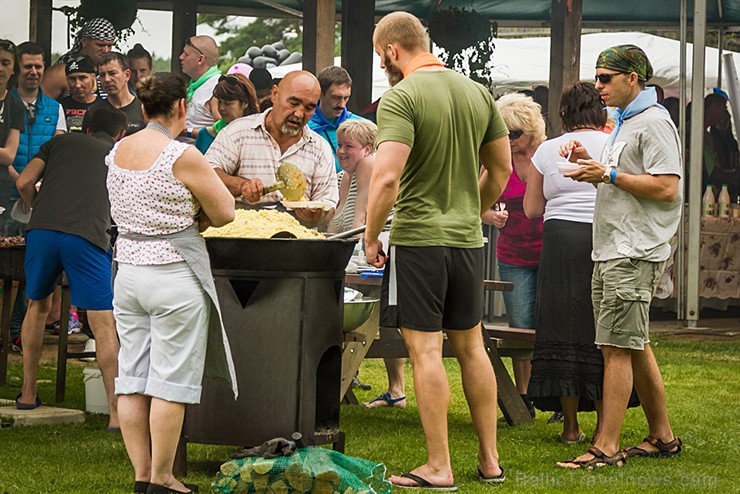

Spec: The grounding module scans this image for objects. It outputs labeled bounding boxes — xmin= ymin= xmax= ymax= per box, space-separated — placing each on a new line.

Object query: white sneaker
xmin=80 ymin=338 xmax=96 ymax=362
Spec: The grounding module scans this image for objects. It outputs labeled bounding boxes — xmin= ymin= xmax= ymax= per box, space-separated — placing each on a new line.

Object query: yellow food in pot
xmin=201 ymin=209 xmax=324 ymax=239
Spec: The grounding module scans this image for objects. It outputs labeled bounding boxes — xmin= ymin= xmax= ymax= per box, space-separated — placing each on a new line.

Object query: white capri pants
xmin=113 ymin=261 xmax=210 ymax=404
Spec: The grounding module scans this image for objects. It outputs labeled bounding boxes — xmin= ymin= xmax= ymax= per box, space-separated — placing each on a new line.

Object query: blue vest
xmin=11 ymin=88 xmax=60 ymax=174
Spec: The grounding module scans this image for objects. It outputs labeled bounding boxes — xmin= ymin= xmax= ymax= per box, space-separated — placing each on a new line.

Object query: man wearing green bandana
xmin=556 ymin=44 xmax=683 ymax=469
xmin=179 ymin=35 xmax=221 ymax=141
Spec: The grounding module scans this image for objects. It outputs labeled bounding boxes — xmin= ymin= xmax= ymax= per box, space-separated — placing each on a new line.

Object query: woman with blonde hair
xmin=482 ymin=92 xmax=546 ymax=417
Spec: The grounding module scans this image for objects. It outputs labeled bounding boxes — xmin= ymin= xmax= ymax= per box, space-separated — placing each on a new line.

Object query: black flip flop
xmin=477 ymin=466 xmax=506 ymax=483
xmin=15 ymin=392 xmax=42 ymax=410
xmin=393 ymin=472 xmax=458 ymax=491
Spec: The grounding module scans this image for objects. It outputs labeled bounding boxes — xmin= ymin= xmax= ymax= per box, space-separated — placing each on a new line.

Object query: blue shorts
xmin=497 ymin=261 xmax=537 ymax=329
xmin=25 ymin=229 xmax=113 ymax=310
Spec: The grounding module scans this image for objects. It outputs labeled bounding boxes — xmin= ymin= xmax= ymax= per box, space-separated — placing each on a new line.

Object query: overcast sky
xmin=3 ymin=0 xmax=245 ymax=59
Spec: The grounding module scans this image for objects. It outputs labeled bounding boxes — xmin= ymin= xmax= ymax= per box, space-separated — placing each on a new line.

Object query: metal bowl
xmin=342 ymin=297 xmax=379 ymax=332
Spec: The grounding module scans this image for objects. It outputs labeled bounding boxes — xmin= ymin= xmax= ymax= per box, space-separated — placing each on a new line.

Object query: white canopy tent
xmin=269 ymin=32 xmax=740 ymax=99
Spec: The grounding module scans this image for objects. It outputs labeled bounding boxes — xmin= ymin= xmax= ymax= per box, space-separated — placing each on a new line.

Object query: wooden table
xmin=0 ymin=246 xmax=25 ymax=386
xmin=342 ymin=274 xmax=534 ymax=426
xmin=0 ymin=246 xmax=83 ymax=400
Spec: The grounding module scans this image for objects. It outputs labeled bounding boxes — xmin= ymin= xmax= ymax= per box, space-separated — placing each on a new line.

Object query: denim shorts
xmin=497 ymin=261 xmax=538 ymax=329
xmin=592 ymin=258 xmax=665 ymax=350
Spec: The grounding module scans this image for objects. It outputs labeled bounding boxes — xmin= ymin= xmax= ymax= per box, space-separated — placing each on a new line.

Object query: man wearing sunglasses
xmin=557 ymin=45 xmax=682 ymax=469
xmin=179 ymin=35 xmax=221 ymax=141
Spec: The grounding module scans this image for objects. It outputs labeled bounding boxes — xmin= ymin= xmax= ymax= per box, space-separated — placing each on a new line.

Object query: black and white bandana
xmin=57 ymin=18 xmax=116 ymax=65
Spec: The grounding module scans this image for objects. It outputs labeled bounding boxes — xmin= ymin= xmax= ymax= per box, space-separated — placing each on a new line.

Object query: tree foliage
xmin=198 ymin=15 xmax=303 ymax=69
xmin=197 ymin=14 xmax=341 ymax=70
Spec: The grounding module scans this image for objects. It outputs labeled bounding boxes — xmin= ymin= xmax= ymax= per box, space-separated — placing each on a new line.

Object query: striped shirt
xmin=331 ymin=171 xmax=357 ymax=233
xmin=206 ymin=109 xmax=339 ymax=206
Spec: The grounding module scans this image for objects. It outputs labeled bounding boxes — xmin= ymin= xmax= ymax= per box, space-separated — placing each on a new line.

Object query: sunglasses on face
xmin=186 ymin=38 xmax=204 ymax=56
xmin=595 ymin=72 xmax=626 ymax=84
xmin=509 ymin=129 xmax=524 ymax=141
xmin=0 ymin=40 xmax=15 ymax=53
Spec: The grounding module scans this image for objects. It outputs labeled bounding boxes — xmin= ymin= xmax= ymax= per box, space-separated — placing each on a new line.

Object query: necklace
xmin=0 ymin=88 xmax=6 ymax=125
xmin=147 ymin=121 xmax=174 ymax=140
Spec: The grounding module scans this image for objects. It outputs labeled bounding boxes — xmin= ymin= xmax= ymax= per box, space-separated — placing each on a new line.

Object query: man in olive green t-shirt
xmin=364 ymin=12 xmax=512 ymax=490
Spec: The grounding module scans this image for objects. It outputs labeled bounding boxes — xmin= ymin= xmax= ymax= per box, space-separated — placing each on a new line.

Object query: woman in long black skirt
xmin=524 ymin=83 xmax=608 ymax=443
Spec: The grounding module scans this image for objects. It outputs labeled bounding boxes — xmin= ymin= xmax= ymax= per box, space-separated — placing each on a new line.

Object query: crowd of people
xmin=0 ymin=10 xmax=687 ymax=493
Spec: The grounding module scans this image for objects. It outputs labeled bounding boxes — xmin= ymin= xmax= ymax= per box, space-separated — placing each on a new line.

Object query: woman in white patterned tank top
xmin=106 ymin=72 xmax=234 ymax=494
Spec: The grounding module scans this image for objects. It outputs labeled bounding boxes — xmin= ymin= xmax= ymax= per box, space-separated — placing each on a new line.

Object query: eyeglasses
xmin=0 ymin=40 xmax=15 ymax=53
xmin=595 ymin=72 xmax=626 ymax=84
xmin=186 ymin=38 xmax=204 ymax=56
xmin=509 ymin=129 xmax=524 ymax=141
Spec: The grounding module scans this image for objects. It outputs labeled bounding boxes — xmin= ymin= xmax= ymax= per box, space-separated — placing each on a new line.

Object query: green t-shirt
xmin=376 ymin=69 xmax=508 ymax=248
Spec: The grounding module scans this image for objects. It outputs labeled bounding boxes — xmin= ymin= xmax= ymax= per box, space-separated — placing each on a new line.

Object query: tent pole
xmin=718 ymin=30 xmax=724 ymax=87
xmin=717 ymin=0 xmax=724 ymax=88
xmin=687 ymin=0 xmax=707 ymax=329
xmin=677 ymin=0 xmax=688 ymax=322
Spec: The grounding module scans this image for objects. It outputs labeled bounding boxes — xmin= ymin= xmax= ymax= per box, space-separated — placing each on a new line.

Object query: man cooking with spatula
xmin=206 ymin=70 xmax=338 ymax=227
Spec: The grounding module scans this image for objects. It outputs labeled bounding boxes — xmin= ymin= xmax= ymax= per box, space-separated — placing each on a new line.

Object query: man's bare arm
xmin=479 ymin=136 xmax=512 ymax=216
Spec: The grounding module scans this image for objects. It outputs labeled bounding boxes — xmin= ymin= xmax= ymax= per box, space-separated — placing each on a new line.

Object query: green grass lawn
xmin=0 ymin=335 xmax=737 ymax=493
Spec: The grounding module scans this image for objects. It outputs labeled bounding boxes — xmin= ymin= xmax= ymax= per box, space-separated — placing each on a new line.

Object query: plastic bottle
xmin=718 ymin=184 xmax=731 ymax=217
xmin=702 ymin=185 xmax=716 ymax=217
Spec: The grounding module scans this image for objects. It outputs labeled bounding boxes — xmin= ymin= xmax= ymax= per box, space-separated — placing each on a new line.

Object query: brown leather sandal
xmin=625 ymin=435 xmax=682 ymax=458
xmin=556 ymin=446 xmax=628 ymax=469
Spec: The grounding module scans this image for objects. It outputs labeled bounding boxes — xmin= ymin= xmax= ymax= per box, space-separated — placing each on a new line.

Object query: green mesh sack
xmin=212 ymin=447 xmax=392 ymax=494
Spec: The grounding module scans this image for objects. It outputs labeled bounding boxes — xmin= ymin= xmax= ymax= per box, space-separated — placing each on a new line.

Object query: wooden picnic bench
xmin=342 ymin=274 xmax=534 ymax=426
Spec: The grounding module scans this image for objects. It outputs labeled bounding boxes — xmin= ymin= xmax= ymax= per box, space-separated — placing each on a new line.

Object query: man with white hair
xmin=42 ymin=17 xmax=117 ymax=100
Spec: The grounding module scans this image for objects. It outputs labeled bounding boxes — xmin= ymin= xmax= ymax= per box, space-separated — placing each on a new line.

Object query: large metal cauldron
xmin=184 ymin=237 xmax=355 ymax=450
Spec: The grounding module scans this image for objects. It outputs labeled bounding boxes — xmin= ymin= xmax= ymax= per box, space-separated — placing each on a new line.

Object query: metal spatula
xmin=263 ymin=162 xmax=307 ymax=201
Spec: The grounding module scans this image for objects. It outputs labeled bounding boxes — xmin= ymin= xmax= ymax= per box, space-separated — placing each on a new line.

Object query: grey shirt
xmin=592 ymin=106 xmax=683 ymax=262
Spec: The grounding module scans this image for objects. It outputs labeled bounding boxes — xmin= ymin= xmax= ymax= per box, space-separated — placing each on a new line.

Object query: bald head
xmin=179 ymin=35 xmax=220 ymax=80
xmin=190 ymin=35 xmax=219 ymax=66
xmin=279 ymin=70 xmax=321 ymax=96
xmin=269 ymin=71 xmax=321 ymax=138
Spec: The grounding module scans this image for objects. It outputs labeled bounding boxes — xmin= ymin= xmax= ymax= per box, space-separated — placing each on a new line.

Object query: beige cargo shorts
xmin=592 ymin=258 xmax=665 ymax=350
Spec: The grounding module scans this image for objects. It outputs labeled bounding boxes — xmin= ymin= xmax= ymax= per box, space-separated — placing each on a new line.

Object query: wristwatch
xmin=602 ymin=166 xmax=615 ymax=184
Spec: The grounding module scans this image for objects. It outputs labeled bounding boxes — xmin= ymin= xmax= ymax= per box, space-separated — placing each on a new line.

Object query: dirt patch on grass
xmin=7 ymin=334 xmax=90 ymax=367
xmin=659 ymin=331 xmax=739 ymax=343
